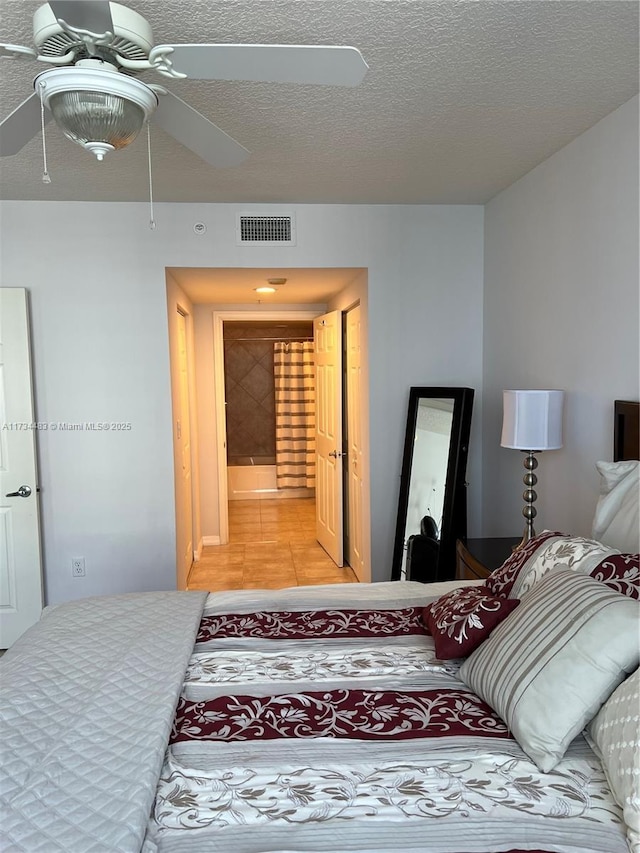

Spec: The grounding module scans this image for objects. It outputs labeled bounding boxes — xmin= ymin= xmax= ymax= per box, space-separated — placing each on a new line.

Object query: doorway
xmin=213 ymin=309 xmax=319 ymax=549
xmin=223 ymin=319 xmax=315 ymax=503
xmin=167 ymin=267 xmax=371 ymax=587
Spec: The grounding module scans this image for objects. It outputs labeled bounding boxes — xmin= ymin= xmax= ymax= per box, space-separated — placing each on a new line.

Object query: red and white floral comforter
xmin=145 ymin=581 xmax=629 ymax=853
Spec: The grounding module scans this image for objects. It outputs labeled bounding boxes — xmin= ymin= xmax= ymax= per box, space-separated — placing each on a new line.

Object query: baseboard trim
xmin=193 ymin=538 xmax=204 ymax=562
xmin=202 ymin=535 xmax=221 ymax=547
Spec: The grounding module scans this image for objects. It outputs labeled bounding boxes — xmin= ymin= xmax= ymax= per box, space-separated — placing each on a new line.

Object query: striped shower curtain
xmin=274 ymin=341 xmax=316 ymax=489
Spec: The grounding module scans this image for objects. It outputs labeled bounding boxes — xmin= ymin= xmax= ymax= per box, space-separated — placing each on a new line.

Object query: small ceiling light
xmin=35 ymin=60 xmax=158 ymax=161
xmin=267 ymin=277 xmax=287 ymax=286
xmin=255 ymin=286 xmax=276 ymax=294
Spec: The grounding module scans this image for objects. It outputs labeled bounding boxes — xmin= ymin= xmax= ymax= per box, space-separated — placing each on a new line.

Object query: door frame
xmin=167 ymin=279 xmax=200 ymax=589
xmin=212 ymin=309 xmax=320 ymax=544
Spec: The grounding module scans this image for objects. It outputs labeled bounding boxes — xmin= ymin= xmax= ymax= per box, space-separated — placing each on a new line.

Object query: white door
xmin=176 ymin=310 xmax=193 ymax=588
xmin=345 ymin=305 xmax=364 ymax=579
xmin=0 ymin=288 xmax=43 ymax=647
xmin=314 ymin=310 xmax=343 ymax=566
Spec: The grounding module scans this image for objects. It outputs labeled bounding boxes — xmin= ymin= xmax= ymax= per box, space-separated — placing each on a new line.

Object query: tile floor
xmin=187 ymin=497 xmax=359 ymax=591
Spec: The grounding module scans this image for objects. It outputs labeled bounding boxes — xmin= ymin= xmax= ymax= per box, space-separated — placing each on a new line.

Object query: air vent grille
xmin=236 ymin=214 xmax=296 ymax=246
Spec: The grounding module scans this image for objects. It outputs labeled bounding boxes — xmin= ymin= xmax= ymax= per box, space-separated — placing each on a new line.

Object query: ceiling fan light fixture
xmin=35 ymin=62 xmax=158 ymax=160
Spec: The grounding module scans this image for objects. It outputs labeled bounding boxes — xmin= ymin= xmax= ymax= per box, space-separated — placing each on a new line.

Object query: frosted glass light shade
xmin=48 ymin=90 xmax=145 ymax=150
xmin=35 ymin=63 xmax=157 ymax=160
xmin=501 ymin=390 xmax=564 ymax=451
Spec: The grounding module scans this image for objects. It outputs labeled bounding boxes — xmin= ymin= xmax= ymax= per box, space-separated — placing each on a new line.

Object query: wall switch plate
xmin=72 ymin=557 xmax=85 ymax=577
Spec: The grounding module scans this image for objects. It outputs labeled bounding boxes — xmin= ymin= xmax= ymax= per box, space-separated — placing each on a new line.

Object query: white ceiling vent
xmin=236 ymin=214 xmax=296 ymax=246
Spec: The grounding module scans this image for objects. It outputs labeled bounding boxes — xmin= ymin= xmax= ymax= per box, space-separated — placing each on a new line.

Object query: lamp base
xmin=512 ymin=451 xmax=538 ymax=552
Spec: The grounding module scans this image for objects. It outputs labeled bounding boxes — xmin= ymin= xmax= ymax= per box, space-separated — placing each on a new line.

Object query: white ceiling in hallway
xmin=0 ymin=0 xmax=637 ymax=205
xmin=169 ymin=266 xmax=364 ymax=304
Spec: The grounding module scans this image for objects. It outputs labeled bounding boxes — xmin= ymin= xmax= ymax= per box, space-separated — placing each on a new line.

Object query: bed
xmin=1 ymin=402 xmax=638 ymax=853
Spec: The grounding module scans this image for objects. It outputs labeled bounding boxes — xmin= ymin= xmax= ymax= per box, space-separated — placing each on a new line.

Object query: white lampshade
xmin=501 ymin=390 xmax=564 ymax=451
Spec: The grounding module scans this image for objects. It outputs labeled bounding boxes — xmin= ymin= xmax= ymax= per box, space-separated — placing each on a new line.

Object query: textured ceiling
xmin=0 ymin=0 xmax=638 ymax=204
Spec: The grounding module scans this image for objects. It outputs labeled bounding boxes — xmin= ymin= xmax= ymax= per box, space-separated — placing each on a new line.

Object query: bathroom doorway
xmin=212 ymin=309 xmax=320 ymax=547
xmin=223 ymin=319 xmax=315 ymax=504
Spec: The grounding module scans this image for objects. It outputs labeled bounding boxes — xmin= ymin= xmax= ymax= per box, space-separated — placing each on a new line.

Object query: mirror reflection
xmin=403 ymin=398 xmax=455 ymax=577
xmin=391 ymin=387 xmax=474 ymax=583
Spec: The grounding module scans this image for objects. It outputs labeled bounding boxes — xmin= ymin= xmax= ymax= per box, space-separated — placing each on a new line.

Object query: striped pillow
xmin=459 ymin=569 xmax=640 ymax=772
xmin=585 ymin=669 xmax=640 ymax=852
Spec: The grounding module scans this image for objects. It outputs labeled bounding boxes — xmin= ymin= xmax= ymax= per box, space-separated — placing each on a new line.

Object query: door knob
xmin=5 ymin=485 xmax=32 ymax=498
xmin=328 ymin=450 xmax=344 ymax=458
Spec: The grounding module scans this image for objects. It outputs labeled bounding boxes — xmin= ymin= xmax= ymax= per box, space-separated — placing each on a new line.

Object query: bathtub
xmin=227 ymin=459 xmax=314 ymax=501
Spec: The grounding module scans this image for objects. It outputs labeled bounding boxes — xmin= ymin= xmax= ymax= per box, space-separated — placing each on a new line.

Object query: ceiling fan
xmin=0 ymin=0 xmax=368 ymax=166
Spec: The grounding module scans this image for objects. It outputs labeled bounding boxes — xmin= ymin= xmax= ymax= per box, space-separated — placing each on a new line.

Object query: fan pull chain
xmin=38 ymin=80 xmax=51 ymax=184
xmin=147 ymin=121 xmax=156 ymax=230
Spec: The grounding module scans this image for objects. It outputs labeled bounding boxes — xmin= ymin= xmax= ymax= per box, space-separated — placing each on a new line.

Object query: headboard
xmin=614 ymin=400 xmax=640 ymax=461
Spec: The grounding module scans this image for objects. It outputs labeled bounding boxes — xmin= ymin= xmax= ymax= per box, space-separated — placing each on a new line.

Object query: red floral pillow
xmin=423 ymin=586 xmax=520 ymax=660
xmin=590 ymin=553 xmax=639 ymax=599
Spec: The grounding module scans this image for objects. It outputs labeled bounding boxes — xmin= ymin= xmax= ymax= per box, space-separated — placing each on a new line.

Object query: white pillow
xmin=586 ymin=669 xmax=640 ymax=853
xmin=460 ymin=569 xmax=640 ymax=772
xmin=592 ymin=460 xmax=639 ymax=553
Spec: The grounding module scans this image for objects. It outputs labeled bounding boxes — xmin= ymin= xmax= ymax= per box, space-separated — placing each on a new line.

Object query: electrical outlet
xmin=71 ymin=557 xmax=85 ymax=577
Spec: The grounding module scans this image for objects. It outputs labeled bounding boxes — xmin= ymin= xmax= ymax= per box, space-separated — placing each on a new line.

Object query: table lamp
xmin=501 ymin=389 xmax=564 ymax=550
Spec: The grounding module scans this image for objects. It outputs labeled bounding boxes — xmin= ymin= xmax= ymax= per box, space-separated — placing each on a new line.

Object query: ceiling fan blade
xmin=47 ymin=1 xmax=114 ymax=34
xmin=0 ymin=93 xmax=50 ymax=157
xmin=152 ymin=89 xmax=249 ymax=168
xmin=155 ymin=44 xmax=368 ymax=87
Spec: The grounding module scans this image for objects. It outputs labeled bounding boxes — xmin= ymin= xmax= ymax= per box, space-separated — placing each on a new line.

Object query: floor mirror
xmin=391 ymin=387 xmax=474 ymax=582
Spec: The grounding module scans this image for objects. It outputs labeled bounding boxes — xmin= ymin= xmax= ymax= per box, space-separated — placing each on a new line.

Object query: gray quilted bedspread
xmin=0 ymin=591 xmax=207 ymax=853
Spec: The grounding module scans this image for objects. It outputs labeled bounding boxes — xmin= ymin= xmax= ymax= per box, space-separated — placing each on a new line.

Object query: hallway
xmin=187 ymin=497 xmax=359 ymax=591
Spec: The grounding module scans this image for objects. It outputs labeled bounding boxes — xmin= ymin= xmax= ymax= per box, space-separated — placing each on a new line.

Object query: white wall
xmin=0 ymin=202 xmax=484 ymax=601
xmin=483 ymin=96 xmax=639 ymax=538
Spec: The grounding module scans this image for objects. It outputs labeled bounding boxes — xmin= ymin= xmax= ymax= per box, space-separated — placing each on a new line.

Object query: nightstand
xmin=455 ymin=538 xmax=519 ymax=581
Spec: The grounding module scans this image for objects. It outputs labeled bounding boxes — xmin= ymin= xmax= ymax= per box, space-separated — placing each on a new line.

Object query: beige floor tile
xmin=296 ymin=575 xmax=353 ymax=586
xmin=243 ymin=561 xmax=295 ymax=577
xmin=296 ymin=564 xmax=357 ymax=579
xmin=259 ymin=522 xmax=285 ymax=534
xmin=201 ymin=544 xmax=246 ymax=556
xmin=241 ymin=579 xmax=297 ymax=590
xmin=286 ymin=533 xmax=317 ymax=544
xmin=266 ymin=524 xmax=304 ymax=536
xmin=259 ymin=513 xmax=283 ymax=525
xmin=189 ymin=499 xmax=358 ymax=592
xmin=229 ymin=520 xmax=259 ymax=533
xmin=289 ymin=539 xmax=325 ymax=551
xmin=229 ymin=502 xmax=258 ymax=514
xmin=196 ymin=554 xmax=245 ymax=568
xmin=188 ymin=567 xmax=242 ymax=585
xmin=243 ymin=542 xmax=292 ymax=556
xmin=190 ymin=579 xmax=245 ymax=591
xmin=230 ymin=532 xmax=264 ymax=544
xmin=290 ymin=551 xmax=335 ymax=567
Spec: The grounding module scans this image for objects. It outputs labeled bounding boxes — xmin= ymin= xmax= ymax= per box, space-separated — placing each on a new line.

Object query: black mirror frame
xmin=390 ymin=386 xmax=475 ymax=582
